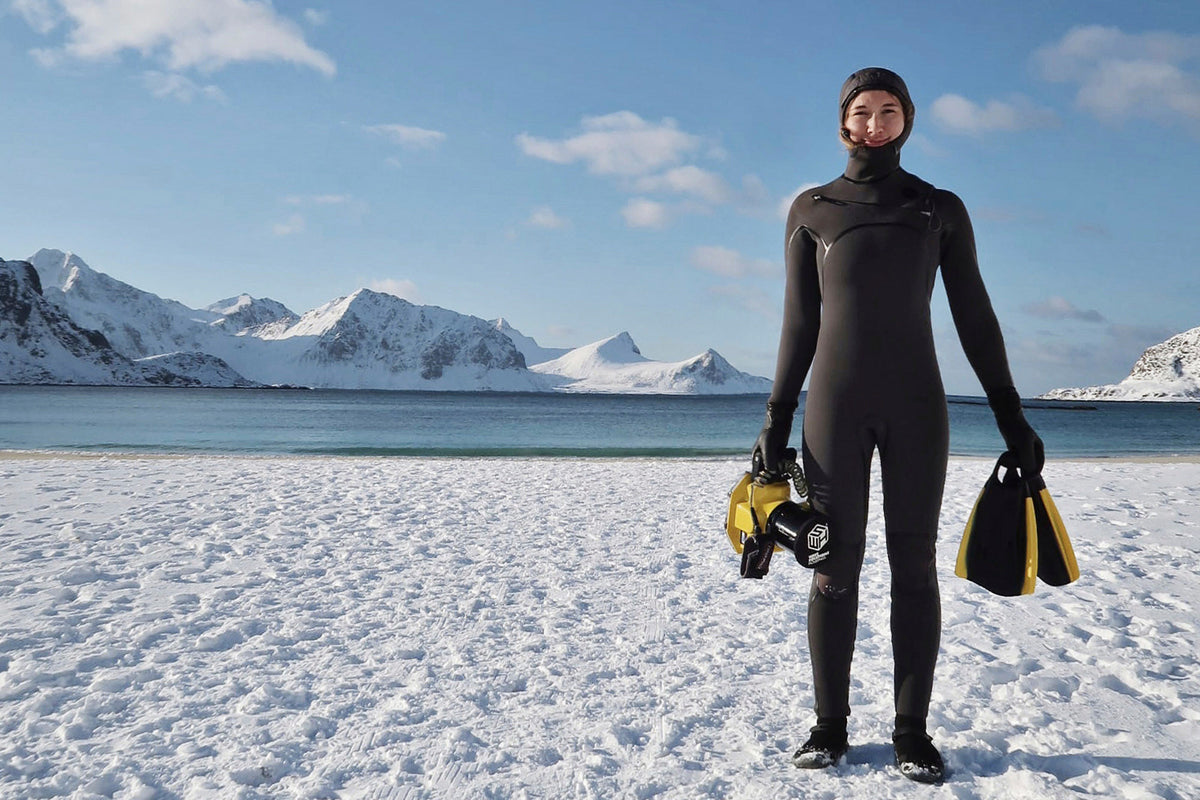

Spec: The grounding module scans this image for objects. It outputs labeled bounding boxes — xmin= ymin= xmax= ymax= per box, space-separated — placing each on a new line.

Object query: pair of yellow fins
xmin=955 ymin=452 xmax=1080 ymax=596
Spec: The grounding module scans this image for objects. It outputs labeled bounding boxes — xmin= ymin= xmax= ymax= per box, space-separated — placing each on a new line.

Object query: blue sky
xmin=2 ymin=0 xmax=1198 ymax=394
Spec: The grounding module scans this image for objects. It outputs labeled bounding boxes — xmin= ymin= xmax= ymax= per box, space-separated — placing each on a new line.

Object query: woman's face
xmin=843 ymin=90 xmax=905 ymax=147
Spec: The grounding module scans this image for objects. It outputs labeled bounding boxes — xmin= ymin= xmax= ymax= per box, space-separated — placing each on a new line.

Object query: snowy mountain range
xmin=1040 ymin=325 xmax=1200 ymax=401
xmin=1 ymin=249 xmax=770 ymax=394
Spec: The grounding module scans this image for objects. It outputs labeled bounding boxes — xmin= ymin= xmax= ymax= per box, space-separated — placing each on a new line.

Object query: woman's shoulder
xmin=787 ymin=177 xmax=841 ymax=221
xmin=930 ymin=187 xmax=969 ymax=221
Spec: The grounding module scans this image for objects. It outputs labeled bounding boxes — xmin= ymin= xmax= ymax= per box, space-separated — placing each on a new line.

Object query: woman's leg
xmin=878 ymin=402 xmax=949 ymax=721
xmin=802 ymin=420 xmax=873 ymax=720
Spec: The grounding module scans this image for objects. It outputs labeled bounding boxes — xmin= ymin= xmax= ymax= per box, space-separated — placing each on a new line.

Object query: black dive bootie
xmin=892 ymin=716 xmax=944 ymax=783
xmin=792 ymin=717 xmax=848 ymax=769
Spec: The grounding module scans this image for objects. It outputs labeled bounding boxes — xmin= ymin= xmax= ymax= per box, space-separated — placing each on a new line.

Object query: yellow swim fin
xmin=1029 ymin=476 xmax=1080 ymax=587
xmin=955 ymin=452 xmax=1037 ymax=596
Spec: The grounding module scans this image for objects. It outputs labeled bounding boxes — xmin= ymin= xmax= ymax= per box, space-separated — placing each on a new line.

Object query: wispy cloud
xmin=21 ymin=0 xmax=335 ymax=76
xmin=284 ymin=194 xmax=352 ymax=206
xmin=303 ymin=9 xmax=327 ymax=27
xmin=274 ymin=194 xmax=362 ymax=232
xmin=517 ymin=111 xmax=702 ymax=177
xmin=691 ymin=246 xmax=777 ymax=279
xmin=368 ymin=278 xmax=421 ymax=303
xmin=931 ymin=94 xmax=1058 ymax=135
xmin=142 ymin=70 xmax=226 ymax=103
xmin=272 ymin=213 xmax=305 ymax=237
xmin=634 ymin=165 xmax=729 ymax=204
xmin=1022 ymin=296 xmax=1106 ymax=323
xmin=1034 ymin=25 xmax=1200 ymax=125
xmin=364 ymin=124 xmax=447 ymax=149
xmin=621 ymin=198 xmax=669 ymax=229
xmin=11 ymin=0 xmax=59 ymax=34
xmin=527 ymin=206 xmax=569 ymax=229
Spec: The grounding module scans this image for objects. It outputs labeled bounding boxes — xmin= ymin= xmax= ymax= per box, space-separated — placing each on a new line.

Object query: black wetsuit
xmin=769 ymin=142 xmax=1016 ymax=722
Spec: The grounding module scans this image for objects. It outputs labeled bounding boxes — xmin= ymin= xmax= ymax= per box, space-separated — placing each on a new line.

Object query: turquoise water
xmin=1 ymin=385 xmax=1197 ymax=458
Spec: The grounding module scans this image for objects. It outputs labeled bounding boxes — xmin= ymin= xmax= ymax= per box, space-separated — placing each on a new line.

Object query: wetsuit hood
xmin=839 ymin=67 xmax=914 ymax=182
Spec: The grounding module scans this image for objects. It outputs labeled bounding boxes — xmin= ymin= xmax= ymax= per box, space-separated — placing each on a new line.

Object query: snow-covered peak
xmin=206 ymin=294 xmax=296 ymax=333
xmin=29 ymin=249 xmax=95 ymax=291
xmin=537 ymin=332 xmax=647 ymax=377
xmin=490 ymin=318 xmax=573 ymax=366
xmin=1127 ymin=325 xmax=1200 ymax=384
xmin=1041 ymin=325 xmax=1200 ymax=401
xmin=531 ymin=335 xmax=769 ymax=394
xmin=277 ymin=288 xmax=415 ymax=339
xmin=208 ymin=295 xmax=255 ymax=315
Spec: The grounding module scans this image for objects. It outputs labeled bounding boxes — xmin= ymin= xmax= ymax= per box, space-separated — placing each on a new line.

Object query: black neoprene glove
xmin=987 ymin=387 xmax=1045 ymax=477
xmin=751 ymin=400 xmax=797 ymax=479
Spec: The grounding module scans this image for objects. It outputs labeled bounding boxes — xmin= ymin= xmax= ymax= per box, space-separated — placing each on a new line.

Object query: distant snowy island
xmin=0 ymin=249 xmax=770 ymax=394
xmin=1040 ymin=325 xmax=1200 ymax=402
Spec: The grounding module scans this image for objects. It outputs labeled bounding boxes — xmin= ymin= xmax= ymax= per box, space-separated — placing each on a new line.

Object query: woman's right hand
xmin=752 ymin=401 xmax=796 ymax=479
xmin=987 ymin=387 xmax=1045 ymax=477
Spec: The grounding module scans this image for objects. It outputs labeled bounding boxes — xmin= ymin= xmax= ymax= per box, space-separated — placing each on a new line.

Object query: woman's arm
xmin=937 ymin=189 xmax=1015 ymax=393
xmin=769 ymin=204 xmax=822 ymax=404
xmin=938 ymin=189 xmax=1044 ymax=474
xmin=753 ymin=202 xmax=822 ymax=475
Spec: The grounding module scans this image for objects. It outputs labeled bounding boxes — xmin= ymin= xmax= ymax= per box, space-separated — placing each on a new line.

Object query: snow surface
xmin=2 ymin=455 xmax=1198 ymax=798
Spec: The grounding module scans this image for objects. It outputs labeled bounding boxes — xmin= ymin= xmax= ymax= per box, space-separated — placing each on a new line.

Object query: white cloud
xmin=272 ymin=213 xmax=305 ymax=237
xmin=777 ymin=183 xmax=819 ymax=221
xmin=365 ymin=124 xmax=447 ymax=149
xmin=621 ymin=198 xmax=669 ymax=229
xmin=931 ymin=94 xmax=1058 ymax=135
xmin=1022 ymin=296 xmax=1106 ymax=323
xmin=1033 ymin=25 xmax=1200 ymax=124
xmin=517 ymin=111 xmax=702 ymax=177
xmin=369 ymin=278 xmax=421 ymax=303
xmin=527 ymin=206 xmax=568 ymax=229
xmin=634 ymin=165 xmax=729 ymax=204
xmin=142 ymin=70 xmax=225 ymax=103
xmin=20 ymin=0 xmax=336 ymax=76
xmin=11 ymin=0 xmax=60 ymax=34
xmin=691 ymin=246 xmax=777 ymax=279
xmin=303 ymin=8 xmax=327 ymax=27
xmin=284 ymin=194 xmax=351 ymax=206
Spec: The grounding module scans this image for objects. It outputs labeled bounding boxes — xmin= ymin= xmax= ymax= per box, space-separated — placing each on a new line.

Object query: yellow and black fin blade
xmin=1020 ymin=491 xmax=1038 ymax=595
xmin=1029 ymin=476 xmax=1080 ymax=587
xmin=956 ymin=453 xmax=1038 ymax=596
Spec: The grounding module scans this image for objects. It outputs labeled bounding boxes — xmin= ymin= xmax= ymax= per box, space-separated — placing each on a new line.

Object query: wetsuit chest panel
xmin=807 ymin=199 xmax=931 ymax=253
xmin=808 ymin=197 xmax=940 ymax=317
xmin=797 ymin=173 xmax=944 ymax=391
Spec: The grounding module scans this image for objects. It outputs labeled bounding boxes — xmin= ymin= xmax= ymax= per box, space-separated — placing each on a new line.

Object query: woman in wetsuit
xmin=752 ymin=67 xmax=1044 ymax=783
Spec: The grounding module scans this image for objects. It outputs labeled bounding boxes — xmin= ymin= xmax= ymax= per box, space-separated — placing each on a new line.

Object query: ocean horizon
xmin=2 ymin=385 xmax=1198 ymax=459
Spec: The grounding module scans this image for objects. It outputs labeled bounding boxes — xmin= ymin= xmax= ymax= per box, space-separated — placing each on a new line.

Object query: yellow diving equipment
xmin=725 ymin=456 xmax=832 ymax=578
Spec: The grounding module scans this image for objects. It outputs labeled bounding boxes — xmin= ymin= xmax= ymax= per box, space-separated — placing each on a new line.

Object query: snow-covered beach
xmin=2 ymin=454 xmax=1198 ymax=799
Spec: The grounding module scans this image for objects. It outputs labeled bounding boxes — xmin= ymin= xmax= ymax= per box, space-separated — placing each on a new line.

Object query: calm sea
xmin=1 ymin=385 xmax=1197 ymax=458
